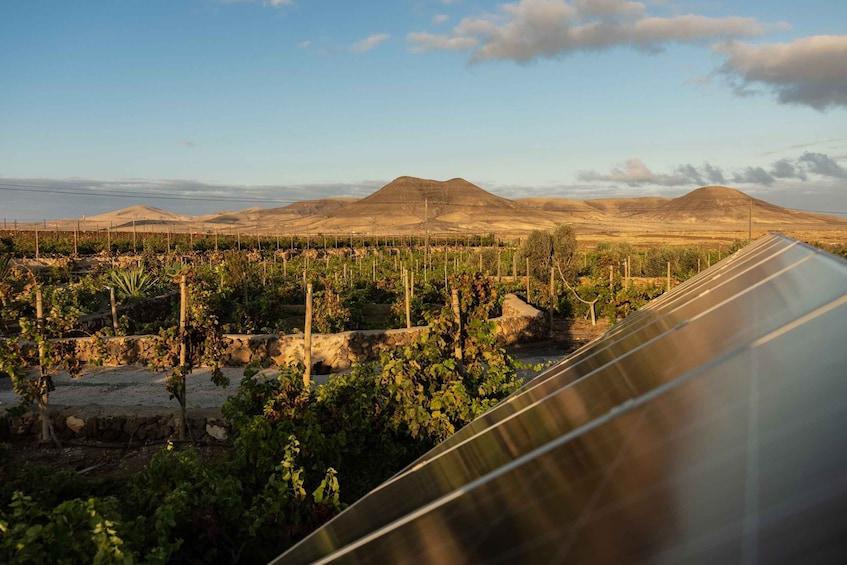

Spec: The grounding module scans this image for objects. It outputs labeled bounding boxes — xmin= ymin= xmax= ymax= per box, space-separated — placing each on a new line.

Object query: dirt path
xmin=0 ymin=343 xmax=571 ymax=415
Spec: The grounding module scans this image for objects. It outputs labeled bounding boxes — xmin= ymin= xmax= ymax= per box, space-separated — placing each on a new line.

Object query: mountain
xmin=314 ymin=177 xmax=544 ymax=233
xmin=636 ymin=185 xmax=839 ymax=225
xmin=85 ymin=205 xmax=191 ymax=227
xmin=56 ymin=179 xmax=847 ymax=238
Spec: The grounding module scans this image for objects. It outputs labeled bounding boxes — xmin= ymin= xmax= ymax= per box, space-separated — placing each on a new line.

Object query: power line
xmin=0 ymin=183 xmax=301 ymax=205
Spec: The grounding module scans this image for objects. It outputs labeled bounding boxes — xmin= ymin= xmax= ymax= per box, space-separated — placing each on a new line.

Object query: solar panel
xmin=271 ymin=234 xmax=847 ymax=564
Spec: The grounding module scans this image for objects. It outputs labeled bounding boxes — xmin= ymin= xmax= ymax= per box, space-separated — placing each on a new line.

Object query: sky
xmin=1 ymin=0 xmax=846 ymax=220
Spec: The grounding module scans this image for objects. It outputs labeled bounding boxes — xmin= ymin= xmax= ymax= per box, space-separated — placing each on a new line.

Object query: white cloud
xmin=351 ymin=33 xmax=390 ymax=53
xmin=572 ymin=0 xmax=645 ymax=20
xmin=578 ymin=158 xmax=691 ymax=186
xmin=408 ymin=0 xmax=771 ymax=62
xmin=178 ymin=139 xmax=196 ymax=148
xmin=716 ymin=35 xmax=847 ymax=110
xmin=408 ymin=32 xmax=477 ymax=53
xmin=213 ymin=0 xmax=294 ymax=9
xmin=579 ymin=152 xmax=847 ymax=189
xmin=432 ymin=14 xmax=450 ymax=25
xmin=298 ymin=40 xmax=311 ymax=49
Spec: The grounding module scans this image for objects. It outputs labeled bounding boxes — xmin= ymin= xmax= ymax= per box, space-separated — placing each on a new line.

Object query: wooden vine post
xmin=35 ymin=285 xmax=49 ymax=442
xmin=178 ymin=274 xmax=188 ymax=441
xmin=549 ymin=265 xmax=555 ymax=337
xmin=525 ymin=257 xmax=531 ymax=304
xmin=404 ymin=269 xmax=412 ymax=329
xmin=304 ymin=283 xmax=313 ymax=387
xmin=110 ymin=286 xmax=119 ymax=333
xmin=451 ymin=287 xmax=462 ymax=362
xmin=667 ymin=261 xmax=672 ymax=293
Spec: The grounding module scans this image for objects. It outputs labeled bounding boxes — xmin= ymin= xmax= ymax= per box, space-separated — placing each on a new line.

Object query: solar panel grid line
xmin=640 ymin=233 xmax=779 ymax=303
xmin=395 ymin=264 xmax=838 ymax=506
xmin=400 ymin=242 xmax=836 ymax=502
xmin=295 ymin=298 xmax=847 ymax=564
xmin=627 ymin=236 xmax=792 ymax=318
xmin=388 ymin=239 xmax=816 ymax=499
xmin=633 ymin=235 xmax=780 ymax=314
xmin=273 ymin=236 xmax=847 ymax=564
xmin=417 ymin=237 xmax=813 ymax=464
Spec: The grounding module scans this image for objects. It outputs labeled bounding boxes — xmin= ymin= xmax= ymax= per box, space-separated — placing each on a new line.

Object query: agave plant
xmin=109 ymin=267 xmax=157 ymax=301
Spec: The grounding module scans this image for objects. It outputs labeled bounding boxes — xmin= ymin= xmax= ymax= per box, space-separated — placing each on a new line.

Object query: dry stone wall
xmin=55 ymin=293 xmax=545 ymax=372
xmin=1 ymin=407 xmax=228 ymax=444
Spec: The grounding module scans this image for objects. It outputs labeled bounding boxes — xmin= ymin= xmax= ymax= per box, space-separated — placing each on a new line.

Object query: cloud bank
xmin=716 ymin=35 xmax=847 ymax=110
xmin=579 ymin=152 xmax=847 ymax=188
xmin=408 ymin=0 xmax=771 ymax=61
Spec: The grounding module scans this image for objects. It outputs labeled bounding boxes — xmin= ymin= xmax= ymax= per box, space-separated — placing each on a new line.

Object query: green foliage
xmin=120 ymin=447 xmax=244 ymax=563
xmin=519 ymin=224 xmax=577 ymax=283
xmin=551 ymin=224 xmax=578 ymax=281
xmin=108 ymin=268 xmax=156 ymax=302
xmin=518 ymin=229 xmax=553 ymax=281
xmin=0 ymin=492 xmax=132 ymax=564
xmin=312 ymin=279 xmax=351 ymax=334
xmin=223 ymin=272 xmax=522 ymax=503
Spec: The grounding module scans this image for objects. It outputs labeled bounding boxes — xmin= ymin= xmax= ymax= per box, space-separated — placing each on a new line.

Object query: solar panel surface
xmin=271 ymin=234 xmax=847 ymax=564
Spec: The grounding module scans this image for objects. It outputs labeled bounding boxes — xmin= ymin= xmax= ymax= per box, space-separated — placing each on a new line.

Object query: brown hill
xmin=314 ymin=176 xmax=545 ymax=233
xmin=272 ymin=198 xmax=358 ymax=217
xmin=638 ymin=185 xmax=841 ymax=226
xmin=86 ymin=205 xmax=190 ymax=225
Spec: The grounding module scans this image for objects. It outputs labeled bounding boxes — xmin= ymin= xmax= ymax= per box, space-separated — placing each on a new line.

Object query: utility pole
xmin=748 ymin=196 xmax=753 ymax=242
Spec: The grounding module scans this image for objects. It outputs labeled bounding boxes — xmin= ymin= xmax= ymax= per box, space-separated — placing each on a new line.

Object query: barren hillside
xmin=50 ymin=178 xmax=847 ymax=239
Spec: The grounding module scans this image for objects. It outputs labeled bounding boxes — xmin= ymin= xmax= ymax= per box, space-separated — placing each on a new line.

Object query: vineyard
xmin=0 ymin=226 xmax=742 ymax=336
xmin=0 ymin=225 xmax=752 ymax=563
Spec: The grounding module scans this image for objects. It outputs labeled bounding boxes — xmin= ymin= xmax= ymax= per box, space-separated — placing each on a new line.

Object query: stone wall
xmin=57 ymin=293 xmax=545 ymax=372
xmin=0 ymin=407 xmax=228 ymax=444
xmin=0 ymin=294 xmax=546 ymax=443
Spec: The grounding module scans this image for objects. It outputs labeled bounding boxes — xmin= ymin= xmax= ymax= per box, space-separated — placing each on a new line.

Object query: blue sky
xmin=1 ymin=0 xmax=846 ymax=220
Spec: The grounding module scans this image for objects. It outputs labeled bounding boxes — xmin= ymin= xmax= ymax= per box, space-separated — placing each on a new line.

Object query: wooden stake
xmin=549 ymin=265 xmax=555 ymax=337
xmin=667 ymin=261 xmax=671 ymax=293
xmin=404 ymin=269 xmax=412 ymax=329
xmin=452 ymin=287 xmax=462 ymax=361
xmin=36 ymin=286 xmax=49 ymax=442
xmin=304 ymin=283 xmax=313 ymax=387
xmin=178 ymin=275 xmax=188 ymax=441
xmin=110 ymin=287 xmax=119 ymax=333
